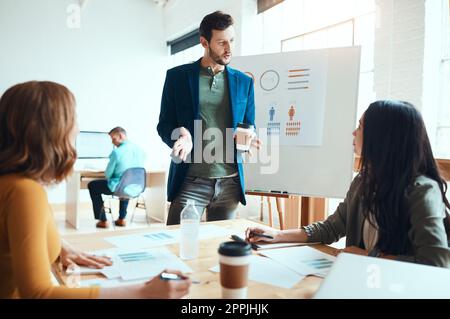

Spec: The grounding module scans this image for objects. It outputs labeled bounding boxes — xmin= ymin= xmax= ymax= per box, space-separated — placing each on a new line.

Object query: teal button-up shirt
xmin=105 ymin=140 xmax=146 ymax=192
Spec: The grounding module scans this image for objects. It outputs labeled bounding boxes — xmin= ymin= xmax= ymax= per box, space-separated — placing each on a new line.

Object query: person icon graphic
xmin=288 ymin=105 xmax=295 ymax=121
xmin=269 ymin=106 xmax=275 ymax=122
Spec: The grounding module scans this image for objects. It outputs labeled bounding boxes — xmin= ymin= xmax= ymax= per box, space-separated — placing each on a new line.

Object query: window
xmin=279 ymin=0 xmax=375 ymax=121
xmin=167 ymin=29 xmax=200 ymax=55
xmin=168 ymin=29 xmax=203 ymax=67
xmin=281 ymin=19 xmax=355 ymax=52
xmin=435 ymin=1 xmax=450 ymax=159
xmin=171 ymin=43 xmax=203 ymax=67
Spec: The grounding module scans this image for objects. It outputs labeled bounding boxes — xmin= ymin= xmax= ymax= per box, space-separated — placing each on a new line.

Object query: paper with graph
xmin=259 ymin=246 xmax=336 ymax=277
xmin=104 ymin=224 xmax=231 ymax=249
xmin=67 ymin=247 xmax=192 ymax=281
xmin=115 ymin=248 xmax=192 ymax=281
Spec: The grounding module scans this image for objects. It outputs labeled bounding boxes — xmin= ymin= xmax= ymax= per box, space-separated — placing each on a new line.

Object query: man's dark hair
xmin=109 ymin=126 xmax=126 ymax=135
xmin=199 ymin=11 xmax=234 ymax=42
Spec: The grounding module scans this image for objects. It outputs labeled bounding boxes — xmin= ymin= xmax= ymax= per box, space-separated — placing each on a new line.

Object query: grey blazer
xmin=303 ymin=175 xmax=450 ymax=268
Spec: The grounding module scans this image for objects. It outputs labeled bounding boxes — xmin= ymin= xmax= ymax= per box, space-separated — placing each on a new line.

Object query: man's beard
xmin=208 ymin=47 xmax=231 ymax=66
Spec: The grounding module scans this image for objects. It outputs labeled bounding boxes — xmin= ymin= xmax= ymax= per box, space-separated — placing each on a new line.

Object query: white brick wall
xmin=374 ymin=0 xmax=425 ymax=109
xmin=374 ymin=0 xmax=446 ymax=149
xmin=422 ymin=0 xmax=446 ymax=149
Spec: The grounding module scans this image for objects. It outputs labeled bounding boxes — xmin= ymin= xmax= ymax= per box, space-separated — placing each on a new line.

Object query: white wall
xmin=0 ymin=0 xmax=170 ymax=203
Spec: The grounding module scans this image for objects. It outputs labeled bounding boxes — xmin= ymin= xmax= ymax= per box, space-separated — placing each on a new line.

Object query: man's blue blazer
xmin=157 ymin=58 xmax=255 ymax=205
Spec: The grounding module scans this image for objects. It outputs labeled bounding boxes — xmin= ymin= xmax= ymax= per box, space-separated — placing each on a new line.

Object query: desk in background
xmin=54 ymin=219 xmax=336 ymax=298
xmin=65 ymin=170 xmax=167 ymax=229
xmin=245 ymin=191 xmax=328 ymax=230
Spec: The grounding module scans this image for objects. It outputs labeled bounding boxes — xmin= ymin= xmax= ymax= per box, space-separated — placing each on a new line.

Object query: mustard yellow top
xmin=0 ymin=174 xmax=99 ymax=298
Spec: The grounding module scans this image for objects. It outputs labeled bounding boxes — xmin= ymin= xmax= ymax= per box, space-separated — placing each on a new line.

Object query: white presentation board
xmin=231 ymin=46 xmax=361 ymax=198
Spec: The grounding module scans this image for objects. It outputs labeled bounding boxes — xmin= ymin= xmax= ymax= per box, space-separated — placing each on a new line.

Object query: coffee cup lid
xmin=218 ymin=241 xmax=252 ymax=256
xmin=237 ymin=123 xmax=253 ymax=129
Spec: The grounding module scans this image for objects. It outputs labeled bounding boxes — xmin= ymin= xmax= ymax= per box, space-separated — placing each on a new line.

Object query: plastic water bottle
xmin=179 ymin=200 xmax=200 ymax=260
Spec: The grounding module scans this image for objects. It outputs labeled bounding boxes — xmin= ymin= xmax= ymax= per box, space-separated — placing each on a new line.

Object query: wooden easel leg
xmin=275 ymin=197 xmax=284 ymax=230
xmin=267 ymin=197 xmax=273 ymax=227
xmin=259 ymin=196 xmax=264 ymax=222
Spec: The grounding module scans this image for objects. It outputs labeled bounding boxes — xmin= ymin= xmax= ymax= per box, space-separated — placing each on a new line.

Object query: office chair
xmin=103 ymin=167 xmax=147 ymax=229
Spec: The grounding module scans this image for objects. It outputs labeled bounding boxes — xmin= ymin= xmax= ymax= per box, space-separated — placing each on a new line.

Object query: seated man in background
xmin=88 ymin=126 xmax=145 ymax=228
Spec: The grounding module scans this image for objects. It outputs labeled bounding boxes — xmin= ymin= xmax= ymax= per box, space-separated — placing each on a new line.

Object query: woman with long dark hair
xmin=246 ymin=100 xmax=450 ymax=267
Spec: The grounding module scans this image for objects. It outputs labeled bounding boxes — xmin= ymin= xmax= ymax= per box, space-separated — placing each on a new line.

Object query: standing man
xmin=88 ymin=127 xmax=146 ymax=228
xmin=157 ymin=11 xmax=260 ymax=225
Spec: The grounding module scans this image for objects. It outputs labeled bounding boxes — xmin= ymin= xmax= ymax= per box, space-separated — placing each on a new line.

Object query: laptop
xmin=313 ymin=253 xmax=450 ymax=299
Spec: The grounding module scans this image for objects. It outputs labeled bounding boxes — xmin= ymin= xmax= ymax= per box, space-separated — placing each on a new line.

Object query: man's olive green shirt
xmin=188 ymin=66 xmax=238 ymax=178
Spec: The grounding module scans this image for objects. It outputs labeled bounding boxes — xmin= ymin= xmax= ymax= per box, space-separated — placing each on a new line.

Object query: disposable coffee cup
xmin=218 ymin=241 xmax=252 ymax=299
xmin=235 ymin=123 xmax=255 ymax=152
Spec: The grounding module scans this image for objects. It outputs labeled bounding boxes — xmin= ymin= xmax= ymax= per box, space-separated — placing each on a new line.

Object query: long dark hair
xmin=359 ymin=100 xmax=450 ymax=254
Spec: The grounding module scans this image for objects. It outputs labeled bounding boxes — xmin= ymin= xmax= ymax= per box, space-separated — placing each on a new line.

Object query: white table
xmin=65 ymin=170 xmax=167 ymax=229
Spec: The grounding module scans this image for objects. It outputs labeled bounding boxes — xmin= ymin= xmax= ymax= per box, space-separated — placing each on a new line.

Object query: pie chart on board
xmin=260 ymin=70 xmax=280 ymax=91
